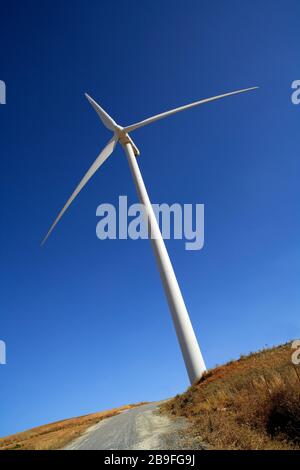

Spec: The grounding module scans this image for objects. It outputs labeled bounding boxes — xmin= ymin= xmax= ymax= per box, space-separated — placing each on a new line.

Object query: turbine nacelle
xmin=118 ymin=130 xmax=140 ymax=156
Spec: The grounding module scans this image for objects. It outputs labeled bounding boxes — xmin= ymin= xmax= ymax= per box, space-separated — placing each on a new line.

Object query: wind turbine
xmin=42 ymin=86 xmax=258 ymax=384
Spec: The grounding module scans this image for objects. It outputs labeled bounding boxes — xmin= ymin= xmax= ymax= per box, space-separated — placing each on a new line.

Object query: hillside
xmin=0 ymin=404 xmax=142 ymax=450
xmin=1 ymin=342 xmax=299 ymax=451
xmin=161 ymin=342 xmax=300 ymax=450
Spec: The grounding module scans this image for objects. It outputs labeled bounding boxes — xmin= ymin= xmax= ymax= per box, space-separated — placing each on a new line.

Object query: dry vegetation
xmin=0 ymin=403 xmax=142 ymax=450
xmin=161 ymin=342 xmax=300 ymax=450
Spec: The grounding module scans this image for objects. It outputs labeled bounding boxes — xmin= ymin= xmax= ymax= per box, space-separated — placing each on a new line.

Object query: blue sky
xmin=0 ymin=0 xmax=299 ymax=437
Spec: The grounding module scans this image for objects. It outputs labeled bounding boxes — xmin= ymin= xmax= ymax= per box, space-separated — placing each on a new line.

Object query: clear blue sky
xmin=1 ymin=0 xmax=299 ymax=437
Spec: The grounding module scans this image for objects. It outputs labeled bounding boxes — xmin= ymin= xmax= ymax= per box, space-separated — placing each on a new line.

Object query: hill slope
xmin=1 ymin=342 xmax=299 ymax=450
xmin=161 ymin=342 xmax=300 ymax=449
xmin=0 ymin=404 xmax=142 ymax=450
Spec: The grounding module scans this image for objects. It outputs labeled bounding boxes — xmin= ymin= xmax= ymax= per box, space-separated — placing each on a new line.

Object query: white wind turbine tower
xmin=42 ymin=86 xmax=258 ymax=384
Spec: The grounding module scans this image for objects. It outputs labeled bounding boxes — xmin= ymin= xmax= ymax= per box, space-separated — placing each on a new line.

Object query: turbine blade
xmin=41 ymin=135 xmax=118 ymax=245
xmin=124 ymin=87 xmax=258 ymax=133
xmin=85 ymin=93 xmax=118 ymax=131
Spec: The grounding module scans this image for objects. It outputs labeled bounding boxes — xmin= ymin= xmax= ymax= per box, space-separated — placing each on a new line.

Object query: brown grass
xmin=161 ymin=342 xmax=300 ymax=450
xmin=0 ymin=403 xmax=144 ymax=450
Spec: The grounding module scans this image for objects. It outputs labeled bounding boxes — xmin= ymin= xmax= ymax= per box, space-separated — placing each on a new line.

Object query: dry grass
xmin=0 ymin=403 xmax=144 ymax=450
xmin=161 ymin=342 xmax=300 ymax=450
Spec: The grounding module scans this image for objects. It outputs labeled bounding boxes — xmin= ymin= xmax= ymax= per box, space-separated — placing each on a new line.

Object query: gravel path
xmin=64 ymin=402 xmax=191 ymax=450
